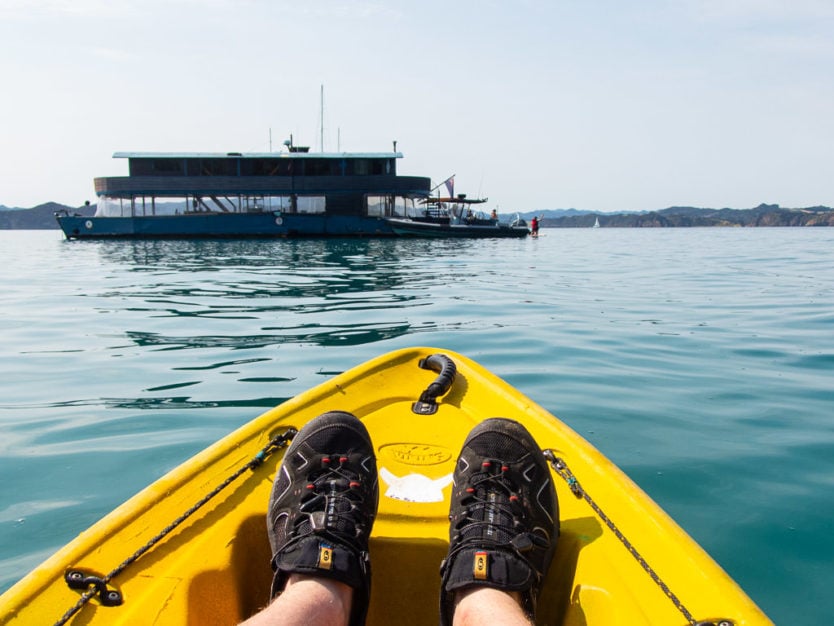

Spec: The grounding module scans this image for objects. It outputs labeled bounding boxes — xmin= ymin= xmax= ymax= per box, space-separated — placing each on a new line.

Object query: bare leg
xmin=453 ymin=587 xmax=532 ymax=626
xmin=239 ymin=574 xmax=353 ymax=626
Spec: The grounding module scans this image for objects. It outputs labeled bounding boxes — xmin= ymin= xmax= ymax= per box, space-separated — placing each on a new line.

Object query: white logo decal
xmin=379 ymin=467 xmax=453 ymax=503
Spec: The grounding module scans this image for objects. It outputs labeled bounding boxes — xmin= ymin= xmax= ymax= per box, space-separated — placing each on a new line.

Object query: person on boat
xmin=241 ymin=410 xmax=558 ymax=626
xmin=490 ymin=208 xmax=498 ymax=221
xmin=530 ymin=216 xmax=539 ymax=237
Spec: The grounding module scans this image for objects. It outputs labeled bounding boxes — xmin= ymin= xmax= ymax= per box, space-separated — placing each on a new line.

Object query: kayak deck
xmin=0 ymin=347 xmax=772 ymax=625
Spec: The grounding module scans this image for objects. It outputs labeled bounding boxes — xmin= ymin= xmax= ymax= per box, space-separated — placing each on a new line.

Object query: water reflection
xmin=87 ymin=239 xmax=476 ymax=324
xmin=76 ymin=239 xmax=480 ymax=353
xmin=94 ymin=238 xmax=478 ymax=271
xmin=123 ymin=320 xmax=436 ymax=351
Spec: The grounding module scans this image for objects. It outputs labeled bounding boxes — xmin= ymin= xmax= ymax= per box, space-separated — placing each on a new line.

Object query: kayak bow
xmin=0 ymin=347 xmax=772 ymax=625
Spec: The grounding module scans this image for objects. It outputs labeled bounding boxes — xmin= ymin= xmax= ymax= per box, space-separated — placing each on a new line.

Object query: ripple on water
xmin=1 ymin=230 xmax=833 ymax=625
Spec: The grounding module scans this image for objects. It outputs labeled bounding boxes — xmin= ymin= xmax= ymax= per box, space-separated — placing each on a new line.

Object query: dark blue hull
xmin=385 ymin=218 xmax=529 ymax=239
xmin=57 ymin=213 xmax=398 ymax=239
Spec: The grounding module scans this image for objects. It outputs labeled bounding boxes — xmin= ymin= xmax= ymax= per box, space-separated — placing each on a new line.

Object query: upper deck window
xmin=345 ymin=158 xmax=392 ymax=175
xmin=242 ymin=159 xmax=292 ymax=176
xmin=126 ymin=154 xmax=396 ymax=177
xmin=300 ymin=159 xmax=343 ymax=176
xmin=130 ymin=158 xmax=185 ymax=176
xmin=195 ymin=158 xmax=238 ymax=176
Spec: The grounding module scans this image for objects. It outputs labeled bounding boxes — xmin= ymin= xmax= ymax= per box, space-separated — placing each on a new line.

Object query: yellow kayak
xmin=0 ymin=347 xmax=772 ymax=625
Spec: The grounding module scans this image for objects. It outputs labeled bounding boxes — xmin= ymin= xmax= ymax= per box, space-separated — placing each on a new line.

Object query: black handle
xmin=412 ymin=354 xmax=457 ymax=415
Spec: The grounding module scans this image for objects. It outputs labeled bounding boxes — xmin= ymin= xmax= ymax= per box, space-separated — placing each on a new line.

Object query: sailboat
xmin=593 ymin=216 xmax=600 ymax=228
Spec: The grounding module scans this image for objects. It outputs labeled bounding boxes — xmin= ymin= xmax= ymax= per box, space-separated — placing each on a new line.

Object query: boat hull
xmin=386 ymin=218 xmax=529 ymax=238
xmin=0 ymin=348 xmax=772 ymax=625
xmin=57 ymin=212 xmax=398 ymax=239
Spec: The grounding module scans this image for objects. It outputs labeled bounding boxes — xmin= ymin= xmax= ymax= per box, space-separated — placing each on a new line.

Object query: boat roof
xmin=422 ymin=197 xmax=488 ymax=204
xmin=114 ymin=151 xmax=403 ymax=160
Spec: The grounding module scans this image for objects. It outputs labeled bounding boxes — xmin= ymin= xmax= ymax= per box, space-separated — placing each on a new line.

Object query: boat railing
xmin=510 ymin=213 xmax=528 ymax=228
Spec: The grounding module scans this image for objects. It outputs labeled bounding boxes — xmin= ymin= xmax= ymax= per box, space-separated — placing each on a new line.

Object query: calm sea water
xmin=1 ymin=228 xmax=832 ymax=624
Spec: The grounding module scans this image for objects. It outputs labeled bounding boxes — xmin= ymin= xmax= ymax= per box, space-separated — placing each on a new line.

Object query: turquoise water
xmin=1 ymin=228 xmax=833 ymax=624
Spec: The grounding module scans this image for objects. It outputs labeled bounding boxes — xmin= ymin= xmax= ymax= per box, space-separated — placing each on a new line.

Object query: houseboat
xmin=56 ymin=141 xmax=432 ymax=239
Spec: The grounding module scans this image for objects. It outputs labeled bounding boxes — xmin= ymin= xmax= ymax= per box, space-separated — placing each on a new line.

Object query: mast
xmin=320 ymin=84 xmax=324 ymax=152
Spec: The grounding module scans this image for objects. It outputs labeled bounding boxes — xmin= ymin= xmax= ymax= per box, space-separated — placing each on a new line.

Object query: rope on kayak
xmin=54 ymin=427 xmax=297 ymax=626
xmin=543 ymin=450 xmax=704 ymax=626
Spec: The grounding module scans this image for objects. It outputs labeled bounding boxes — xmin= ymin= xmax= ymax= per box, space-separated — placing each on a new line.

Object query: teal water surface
xmin=1 ymin=229 xmax=832 ymax=624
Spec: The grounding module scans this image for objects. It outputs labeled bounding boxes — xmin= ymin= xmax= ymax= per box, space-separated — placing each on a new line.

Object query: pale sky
xmin=1 ymin=0 xmax=833 ymax=212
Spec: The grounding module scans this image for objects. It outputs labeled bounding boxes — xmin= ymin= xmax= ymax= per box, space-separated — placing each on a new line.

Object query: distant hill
xmin=525 ymin=204 xmax=834 ymax=228
xmin=0 ymin=203 xmax=95 ymax=229
xmin=515 ymin=208 xmax=596 ymax=219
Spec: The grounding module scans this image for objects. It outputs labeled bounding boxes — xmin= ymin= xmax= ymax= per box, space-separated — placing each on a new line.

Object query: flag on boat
xmin=444 ymin=176 xmax=455 ymax=197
